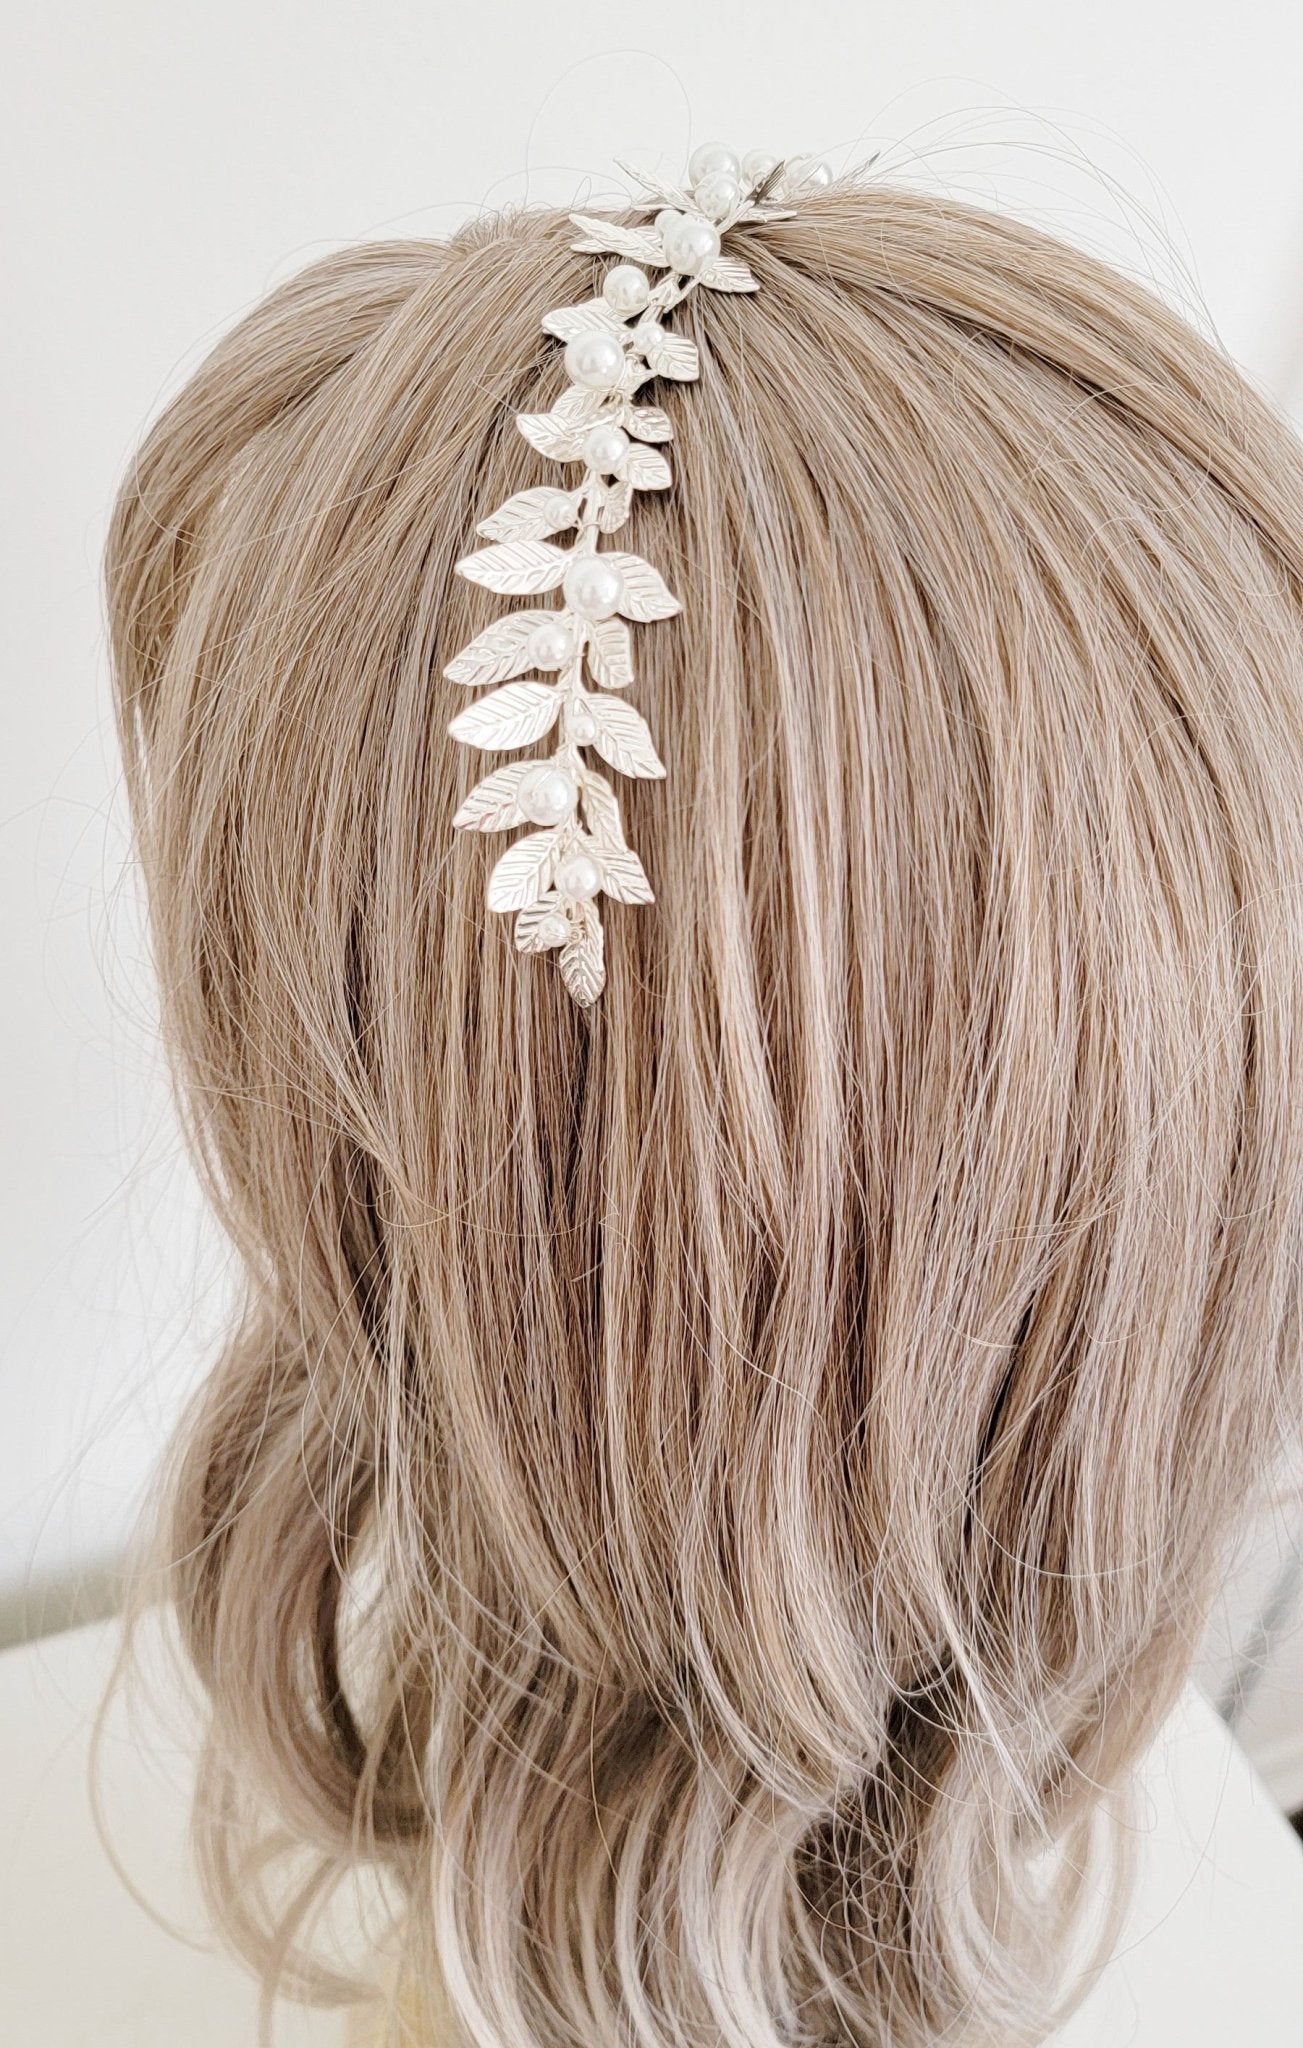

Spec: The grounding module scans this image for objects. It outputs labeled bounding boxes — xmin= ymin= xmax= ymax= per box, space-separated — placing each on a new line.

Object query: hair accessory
xmin=445 ymin=145 xmax=829 ymax=1004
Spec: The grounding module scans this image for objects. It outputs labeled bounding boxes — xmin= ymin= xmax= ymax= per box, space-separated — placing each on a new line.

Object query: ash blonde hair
xmin=107 ymin=181 xmax=1303 ymax=2046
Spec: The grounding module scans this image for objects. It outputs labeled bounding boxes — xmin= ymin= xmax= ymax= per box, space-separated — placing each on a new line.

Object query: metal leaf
xmin=589 ymin=698 xmax=665 ymax=780
xmin=636 ymin=323 xmax=700 ymax=382
xmin=552 ymin=386 xmax=609 ymax=427
xmin=586 ymin=617 xmax=635 ymax=690
xmin=541 ymin=297 xmax=626 ymax=341
xmin=698 ymin=254 xmax=759 ymax=293
xmin=456 ymin=539 xmax=569 ymax=596
xmin=444 ymin=609 xmax=557 ymax=688
xmin=597 ymin=478 xmax=634 ymax=533
xmin=605 ymin=552 xmax=682 ymax=622
xmin=580 ymin=769 xmax=626 ymax=847
xmin=477 ymin=487 xmax=582 ymax=543
xmin=623 ymin=404 xmax=674 ymax=444
xmin=486 ymin=830 xmax=560 ymax=912
xmin=448 ymin=682 xmax=561 ymax=751
xmin=568 ymin=214 xmax=665 ymax=264
xmin=452 ymin=762 xmax=532 ymax=833
xmin=517 ymin=411 xmax=586 ymax=461
xmin=624 ymin=444 xmax=672 ymax=490
xmin=558 ymin=901 xmax=605 ymax=1005
xmin=598 ymin=841 xmax=655 ymax=905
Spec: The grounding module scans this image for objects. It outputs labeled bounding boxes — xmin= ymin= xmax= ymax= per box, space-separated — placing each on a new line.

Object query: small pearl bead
xmin=654 ymin=207 xmax=682 ymax=236
xmin=787 ymin=155 xmax=832 ymax=191
xmin=563 ymin=555 xmax=624 ymax=622
xmin=537 ymin=910 xmax=571 ymax=948
xmin=518 ymin=763 xmax=578 ymax=827
xmin=567 ymin=697 xmax=598 ymax=744
xmin=741 ymin=149 xmax=779 ymax=186
xmin=564 ymin=330 xmax=626 ymax=391
xmin=603 ymin=263 xmax=650 ymax=315
xmin=528 ymin=618 xmax=576 ymax=670
xmin=555 ymin=853 xmax=602 ymax=902
xmin=663 ymin=214 xmax=721 ymax=275
xmin=581 ymin=423 xmax=629 ymax=475
xmin=693 ymin=171 xmax=741 ymax=221
xmin=688 ymin=142 xmax=740 ymax=186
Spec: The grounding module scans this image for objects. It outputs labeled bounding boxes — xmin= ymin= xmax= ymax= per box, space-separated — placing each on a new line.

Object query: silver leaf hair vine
xmin=445 ymin=143 xmax=831 ymax=1005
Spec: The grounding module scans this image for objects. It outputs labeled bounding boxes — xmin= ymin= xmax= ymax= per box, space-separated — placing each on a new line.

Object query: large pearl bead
xmin=693 ymin=171 xmax=741 ymax=222
xmin=654 ymin=207 xmax=682 ymax=236
xmin=603 ymin=263 xmax=650 ymax=315
xmin=741 ymin=148 xmax=779 ymax=186
xmin=554 ymin=852 xmax=602 ymax=902
xmin=663 ymin=213 xmax=721 ymax=275
xmin=564 ymin=330 xmax=626 ymax=391
xmin=563 ymin=554 xmax=624 ymax=621
xmin=528 ymin=617 xmax=576 ymax=671
xmin=518 ymin=763 xmax=577 ymax=827
xmin=581 ymin=422 xmax=629 ymax=475
xmin=688 ymin=142 xmax=740 ymax=186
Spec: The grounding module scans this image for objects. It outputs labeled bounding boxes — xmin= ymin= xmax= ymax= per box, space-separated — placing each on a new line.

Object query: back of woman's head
xmin=107 ymin=178 xmax=1303 ymax=2045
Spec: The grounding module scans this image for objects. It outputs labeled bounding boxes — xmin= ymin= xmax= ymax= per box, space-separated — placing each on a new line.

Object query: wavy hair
xmin=107 ymin=180 xmax=1303 ymax=2045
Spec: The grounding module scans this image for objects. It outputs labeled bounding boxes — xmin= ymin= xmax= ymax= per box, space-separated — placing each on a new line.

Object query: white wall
xmin=6 ymin=1 xmax=1303 ymax=1640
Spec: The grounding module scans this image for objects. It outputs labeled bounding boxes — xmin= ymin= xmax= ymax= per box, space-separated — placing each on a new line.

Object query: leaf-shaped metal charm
xmin=455 ymin=539 xmax=569 ymax=595
xmin=487 ymin=830 xmax=560 ymax=911
xmin=597 ymin=841 xmax=655 ymax=905
xmin=589 ymin=698 xmax=666 ymax=780
xmin=516 ymin=411 xmax=586 ymax=461
xmin=636 ymin=323 xmax=700 ymax=382
xmin=623 ymin=404 xmax=674 ymax=444
xmin=580 ymin=768 xmax=627 ymax=848
xmin=449 ymin=681 xmax=561 ymax=750
xmin=452 ymin=762 xmax=532 ymax=833
xmin=597 ymin=478 xmax=634 ymax=533
xmin=558 ymin=901 xmax=605 ymax=1005
xmin=552 ymin=387 xmax=608 ymax=427
xmin=477 ymin=487 xmax=582 ymax=542
xmin=605 ymin=553 xmax=681 ymax=622
xmin=569 ymin=214 xmax=665 ymax=264
xmin=698 ymin=254 xmax=759 ymax=293
xmin=444 ymin=609 xmax=557 ymax=688
xmin=586 ymin=617 xmax=635 ymax=690
xmin=624 ymin=444 xmax=672 ymax=490
xmin=541 ymin=297 xmax=626 ymax=341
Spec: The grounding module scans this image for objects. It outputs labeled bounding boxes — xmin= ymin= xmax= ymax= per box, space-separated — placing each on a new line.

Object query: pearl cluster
xmin=447 ymin=144 xmax=820 ymax=997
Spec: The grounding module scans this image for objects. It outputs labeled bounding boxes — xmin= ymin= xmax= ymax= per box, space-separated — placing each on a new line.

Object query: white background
xmin=4 ymin=3 xmax=1303 ymax=1681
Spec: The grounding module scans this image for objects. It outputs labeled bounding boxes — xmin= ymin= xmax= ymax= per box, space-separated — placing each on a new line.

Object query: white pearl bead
xmin=603 ymin=263 xmax=650 ymax=315
xmin=688 ymin=142 xmax=740 ymax=186
xmin=741 ymin=149 xmax=779 ymax=186
xmin=663 ymin=214 xmax=721 ymax=275
xmin=654 ymin=207 xmax=682 ymax=236
xmin=693 ymin=171 xmax=741 ymax=221
xmin=537 ymin=910 xmax=571 ymax=948
xmin=564 ymin=330 xmax=626 ymax=391
xmin=567 ymin=697 xmax=598 ymax=744
xmin=518 ymin=763 xmax=578 ymax=827
xmin=563 ymin=554 xmax=624 ymax=622
xmin=554 ymin=852 xmax=602 ymax=902
xmin=527 ymin=617 xmax=576 ymax=671
xmin=787 ymin=155 xmax=832 ymax=191
xmin=581 ymin=423 xmax=629 ymax=475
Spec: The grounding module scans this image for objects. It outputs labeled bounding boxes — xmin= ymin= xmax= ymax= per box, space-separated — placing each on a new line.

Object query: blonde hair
xmin=107 ymin=180 xmax=1303 ymax=2046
